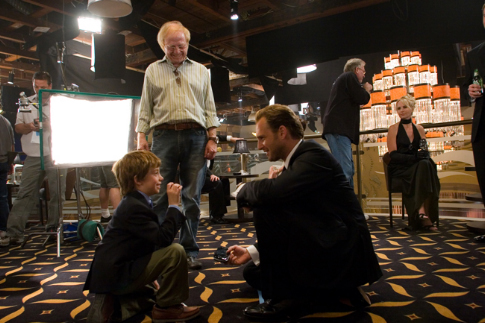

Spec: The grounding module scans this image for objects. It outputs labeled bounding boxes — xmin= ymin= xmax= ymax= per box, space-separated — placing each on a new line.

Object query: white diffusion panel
xmin=49 ymin=95 xmax=133 ymax=166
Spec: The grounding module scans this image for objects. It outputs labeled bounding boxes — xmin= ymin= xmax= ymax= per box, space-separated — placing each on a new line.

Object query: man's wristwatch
xmin=208 ymin=136 xmax=219 ymax=144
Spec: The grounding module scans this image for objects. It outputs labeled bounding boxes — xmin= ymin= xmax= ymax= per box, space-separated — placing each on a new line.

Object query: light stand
xmin=26 ymin=89 xmax=139 ymax=257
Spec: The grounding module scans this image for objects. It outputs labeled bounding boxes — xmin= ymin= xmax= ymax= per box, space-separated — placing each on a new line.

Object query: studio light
xmin=48 ymin=94 xmax=134 ymax=166
xmin=297 ymin=64 xmax=317 ymax=73
xmin=88 ymin=0 xmax=133 ymax=18
xmin=7 ymin=70 xmax=14 ymax=84
xmin=78 ymin=16 xmax=102 ymax=33
xmin=230 ymin=0 xmax=239 ymax=20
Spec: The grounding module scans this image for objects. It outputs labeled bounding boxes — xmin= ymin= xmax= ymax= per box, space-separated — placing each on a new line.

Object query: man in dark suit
xmin=322 ymin=58 xmax=372 ymax=188
xmin=463 ymin=2 xmax=485 ymax=206
xmin=84 ymin=150 xmax=199 ymax=322
xmin=200 ymin=168 xmax=230 ymax=224
xmin=231 ymin=104 xmax=382 ymax=322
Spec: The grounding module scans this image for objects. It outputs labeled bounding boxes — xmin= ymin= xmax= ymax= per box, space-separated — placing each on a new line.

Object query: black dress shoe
xmin=474 ymin=235 xmax=485 ymax=242
xmin=210 ymin=217 xmax=229 ymax=224
xmin=187 ymin=256 xmax=202 ymax=270
xmin=244 ymin=299 xmax=309 ymax=322
xmin=347 ymin=286 xmax=371 ymax=308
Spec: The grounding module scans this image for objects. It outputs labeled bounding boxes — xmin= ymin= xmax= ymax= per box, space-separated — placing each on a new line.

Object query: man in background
xmin=464 ymin=2 xmax=485 ymax=208
xmin=0 ymin=113 xmax=14 ymax=238
xmin=0 ymin=71 xmax=66 ymax=247
xmin=323 ymin=58 xmax=372 ymax=188
xmin=136 ymin=21 xmax=219 ymax=270
xmin=98 ymin=165 xmax=121 ymax=223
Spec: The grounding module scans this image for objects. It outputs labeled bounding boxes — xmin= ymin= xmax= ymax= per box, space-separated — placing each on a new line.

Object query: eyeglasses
xmin=357 ymin=67 xmax=366 ymax=74
xmin=173 ymin=69 xmax=181 ymax=86
xmin=166 ymin=44 xmax=187 ymax=51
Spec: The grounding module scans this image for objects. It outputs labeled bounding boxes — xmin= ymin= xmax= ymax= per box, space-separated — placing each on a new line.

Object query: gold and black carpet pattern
xmin=0 ymin=217 xmax=484 ymax=322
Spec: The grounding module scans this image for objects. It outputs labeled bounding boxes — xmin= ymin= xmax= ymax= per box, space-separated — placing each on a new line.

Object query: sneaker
xmin=100 ymin=215 xmax=112 ymax=223
xmin=87 ymin=293 xmax=115 ymax=323
xmin=0 ymin=236 xmax=24 ymax=247
xmin=187 ymin=256 xmax=202 ymax=270
xmin=152 ymin=304 xmax=199 ymax=322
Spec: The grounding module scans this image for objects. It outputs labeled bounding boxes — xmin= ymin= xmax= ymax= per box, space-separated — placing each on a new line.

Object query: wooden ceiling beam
xmin=0 ymin=59 xmax=40 ymax=73
xmin=126 ymin=48 xmax=157 ymax=66
xmin=0 ymin=29 xmax=26 ymax=43
xmin=192 ymin=0 xmax=388 ymax=48
xmin=217 ymin=42 xmax=246 ymax=56
xmin=0 ymin=44 xmax=38 ymax=61
xmin=21 ymin=0 xmax=77 ymax=17
xmin=185 ymin=0 xmax=230 ymax=22
xmin=0 ymin=8 xmax=60 ymax=30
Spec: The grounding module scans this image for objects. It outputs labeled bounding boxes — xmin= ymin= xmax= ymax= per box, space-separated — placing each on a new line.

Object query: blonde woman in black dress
xmin=387 ymin=94 xmax=440 ymax=230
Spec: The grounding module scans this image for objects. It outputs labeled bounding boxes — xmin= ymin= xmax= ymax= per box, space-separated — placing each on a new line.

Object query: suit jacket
xmin=237 ymin=140 xmax=382 ymax=291
xmin=323 ymin=72 xmax=371 ymax=144
xmin=463 ymin=42 xmax=485 ymax=143
xmin=84 ymin=191 xmax=186 ymax=293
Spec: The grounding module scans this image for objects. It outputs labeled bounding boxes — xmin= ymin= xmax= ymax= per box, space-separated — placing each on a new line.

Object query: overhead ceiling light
xmin=297 ymin=64 xmax=317 ymax=73
xmin=78 ymin=16 xmax=102 ymax=33
xmin=230 ymin=0 xmax=239 ymax=20
xmin=87 ymin=0 xmax=133 ymax=18
xmin=8 ymin=70 xmax=14 ymax=84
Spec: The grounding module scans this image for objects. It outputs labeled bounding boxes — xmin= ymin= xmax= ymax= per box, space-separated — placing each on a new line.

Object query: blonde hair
xmin=112 ymin=150 xmax=161 ymax=196
xmin=255 ymin=104 xmax=304 ymax=139
xmin=344 ymin=58 xmax=365 ymax=73
xmin=157 ymin=21 xmax=191 ymax=49
xmin=396 ymin=94 xmax=416 ymax=112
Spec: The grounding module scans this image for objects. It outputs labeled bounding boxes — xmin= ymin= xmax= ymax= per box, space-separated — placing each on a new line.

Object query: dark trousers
xmin=201 ymin=177 xmax=229 ymax=219
xmin=243 ymin=261 xmax=263 ymax=291
xmin=253 ymin=207 xmax=293 ymax=300
xmin=473 ymin=136 xmax=485 ymax=203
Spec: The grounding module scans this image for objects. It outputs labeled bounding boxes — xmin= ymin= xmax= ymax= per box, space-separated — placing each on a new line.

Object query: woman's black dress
xmin=389 ymin=122 xmax=440 ymax=229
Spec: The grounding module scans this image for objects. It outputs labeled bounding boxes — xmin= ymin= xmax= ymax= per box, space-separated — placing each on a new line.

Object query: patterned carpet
xmin=0 ymin=216 xmax=484 ymax=323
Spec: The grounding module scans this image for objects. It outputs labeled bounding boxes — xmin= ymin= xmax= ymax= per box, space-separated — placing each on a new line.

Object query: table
xmin=219 ymin=173 xmax=259 ymax=220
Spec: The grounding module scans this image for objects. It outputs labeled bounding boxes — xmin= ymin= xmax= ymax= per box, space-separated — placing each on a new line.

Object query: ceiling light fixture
xmin=230 ymin=0 xmax=239 ymax=20
xmin=8 ymin=70 xmax=14 ymax=84
xmin=87 ymin=0 xmax=133 ymax=18
xmin=297 ymin=64 xmax=317 ymax=73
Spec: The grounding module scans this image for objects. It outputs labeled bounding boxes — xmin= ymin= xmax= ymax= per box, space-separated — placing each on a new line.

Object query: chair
xmin=382 ymin=152 xmax=406 ymax=228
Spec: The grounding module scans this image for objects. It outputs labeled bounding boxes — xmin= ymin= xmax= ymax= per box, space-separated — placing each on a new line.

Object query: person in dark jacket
xmin=231 ymin=104 xmax=382 ymax=322
xmin=84 ymin=150 xmax=199 ymax=322
xmin=463 ymin=2 xmax=485 ymax=206
xmin=323 ymin=58 xmax=372 ymax=188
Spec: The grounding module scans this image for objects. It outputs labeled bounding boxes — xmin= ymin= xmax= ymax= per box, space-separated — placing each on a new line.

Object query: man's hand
xmin=167 ymin=182 xmax=182 ymax=206
xmin=469 ymin=83 xmax=483 ymax=99
xmin=227 ymin=245 xmax=251 ymax=266
xmin=137 ymin=133 xmax=149 ymax=151
xmin=204 ymin=140 xmax=217 ymax=160
xmin=269 ymin=165 xmax=284 ymax=179
xmin=363 ymin=82 xmax=373 ymax=92
xmin=210 ymin=174 xmax=220 ymax=182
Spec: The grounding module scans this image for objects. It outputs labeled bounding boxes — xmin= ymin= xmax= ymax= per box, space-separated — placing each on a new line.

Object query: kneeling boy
xmin=84 ymin=150 xmax=199 ymax=322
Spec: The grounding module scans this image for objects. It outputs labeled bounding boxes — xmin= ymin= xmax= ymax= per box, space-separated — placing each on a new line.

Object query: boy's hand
xmin=167 ymin=182 xmax=182 ymax=206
